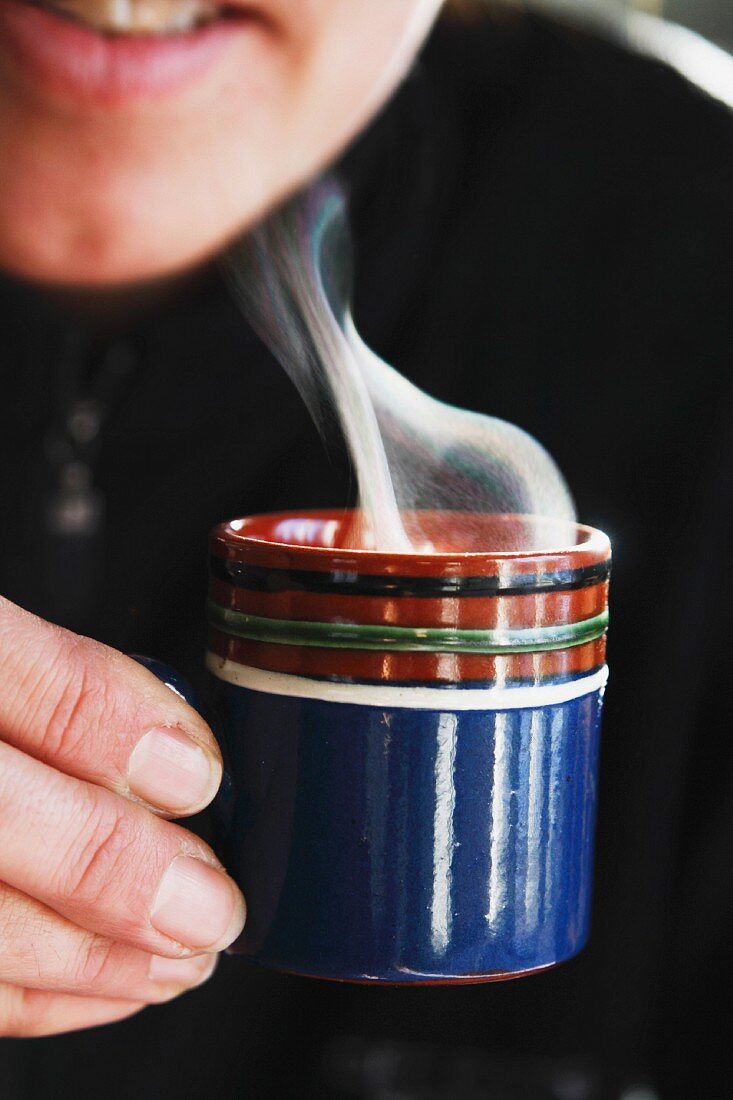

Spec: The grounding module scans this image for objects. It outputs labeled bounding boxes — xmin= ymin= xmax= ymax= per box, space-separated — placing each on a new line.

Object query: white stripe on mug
xmin=206 ymin=653 xmax=609 ymax=712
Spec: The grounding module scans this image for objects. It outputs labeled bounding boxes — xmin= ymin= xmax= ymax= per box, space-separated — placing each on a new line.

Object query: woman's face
xmin=0 ymin=0 xmax=441 ymax=286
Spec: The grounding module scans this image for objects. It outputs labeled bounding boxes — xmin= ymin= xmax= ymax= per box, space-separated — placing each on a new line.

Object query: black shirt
xmin=0 ymin=10 xmax=731 ymax=1099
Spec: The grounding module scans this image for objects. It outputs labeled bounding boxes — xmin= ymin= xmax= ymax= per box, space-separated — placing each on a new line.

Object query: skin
xmin=0 ymin=0 xmax=442 ymax=286
xmin=0 ymin=0 xmax=442 ymax=1036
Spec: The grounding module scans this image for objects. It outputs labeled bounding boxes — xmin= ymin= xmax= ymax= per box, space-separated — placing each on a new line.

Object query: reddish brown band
xmin=208 ymin=629 xmax=606 ymax=685
xmin=209 ymin=575 xmax=609 ymax=630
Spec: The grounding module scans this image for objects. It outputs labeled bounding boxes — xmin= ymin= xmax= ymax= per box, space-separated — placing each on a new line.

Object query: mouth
xmin=0 ymin=0 xmax=272 ymax=102
xmin=25 ymin=0 xmax=243 ymax=37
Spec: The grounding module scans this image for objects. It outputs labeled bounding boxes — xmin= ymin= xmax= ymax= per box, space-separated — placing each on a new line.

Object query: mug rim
xmin=211 ymin=510 xmax=610 ymax=575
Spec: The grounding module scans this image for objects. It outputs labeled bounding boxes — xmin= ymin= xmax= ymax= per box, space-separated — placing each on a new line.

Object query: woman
xmin=0 ymin=1 xmax=731 ymax=1096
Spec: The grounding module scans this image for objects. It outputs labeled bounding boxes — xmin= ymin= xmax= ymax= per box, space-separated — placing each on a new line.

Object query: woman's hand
xmin=0 ymin=596 xmax=245 ymax=1038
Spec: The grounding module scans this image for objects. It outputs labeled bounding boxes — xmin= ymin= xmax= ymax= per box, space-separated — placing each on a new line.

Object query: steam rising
xmin=226 ymin=178 xmax=575 ymax=552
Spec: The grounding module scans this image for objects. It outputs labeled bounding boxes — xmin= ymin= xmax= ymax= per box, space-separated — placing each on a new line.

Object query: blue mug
xmin=195 ymin=510 xmax=611 ymax=986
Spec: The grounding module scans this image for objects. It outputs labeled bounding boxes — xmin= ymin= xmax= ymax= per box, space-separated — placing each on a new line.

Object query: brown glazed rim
xmin=210 ymin=510 xmax=611 ymax=577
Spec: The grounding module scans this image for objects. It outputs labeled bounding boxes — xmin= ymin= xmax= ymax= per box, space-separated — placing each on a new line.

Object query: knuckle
xmin=3 ymin=623 xmax=105 ymax=758
xmin=0 ymin=885 xmax=43 ymax=948
xmin=37 ymin=650 xmax=112 ymax=765
xmin=2 ymin=637 xmax=59 ymax=737
xmin=0 ymin=986 xmax=39 ymax=1039
xmin=58 ymin=799 xmax=143 ymax=910
xmin=0 ymin=886 xmax=18 ymax=938
xmin=73 ymin=935 xmax=120 ymax=992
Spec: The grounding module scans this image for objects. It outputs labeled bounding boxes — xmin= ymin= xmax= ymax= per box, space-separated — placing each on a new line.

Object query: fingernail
xmin=127 ymin=726 xmax=221 ymax=814
xmin=150 ymin=856 xmax=246 ymax=951
xmin=149 ymin=952 xmax=217 ymax=989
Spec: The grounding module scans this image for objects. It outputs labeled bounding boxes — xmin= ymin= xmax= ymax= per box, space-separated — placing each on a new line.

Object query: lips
xmin=0 ymin=0 xmax=270 ymax=102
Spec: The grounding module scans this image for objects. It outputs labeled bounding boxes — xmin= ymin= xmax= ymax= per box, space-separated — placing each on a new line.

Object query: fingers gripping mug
xmin=199 ymin=510 xmax=610 ymax=985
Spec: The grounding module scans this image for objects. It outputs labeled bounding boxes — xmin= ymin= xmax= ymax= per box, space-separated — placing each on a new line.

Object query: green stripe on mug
xmin=206 ymin=600 xmax=608 ymax=655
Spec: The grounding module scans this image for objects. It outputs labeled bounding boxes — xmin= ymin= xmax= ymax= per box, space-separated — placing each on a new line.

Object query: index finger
xmin=0 ymin=597 xmax=221 ymax=816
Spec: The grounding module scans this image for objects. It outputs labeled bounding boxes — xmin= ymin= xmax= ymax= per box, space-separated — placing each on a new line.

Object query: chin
xmin=0 ymin=219 xmax=216 ymax=289
xmin=0 ymin=177 xmax=271 ymax=288
xmin=0 ymin=146 xmax=350 ymax=289
xmin=0 ymin=105 xmax=358 ymax=287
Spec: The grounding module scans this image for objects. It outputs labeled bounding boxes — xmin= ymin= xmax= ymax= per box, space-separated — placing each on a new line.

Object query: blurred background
xmin=660 ymin=0 xmax=732 ymax=50
xmin=633 ymin=0 xmax=732 ymax=48
xmin=519 ymin=0 xmax=733 ymax=50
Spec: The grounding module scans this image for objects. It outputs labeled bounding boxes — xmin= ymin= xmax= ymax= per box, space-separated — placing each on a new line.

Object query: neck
xmin=39 ymin=262 xmax=218 ymax=336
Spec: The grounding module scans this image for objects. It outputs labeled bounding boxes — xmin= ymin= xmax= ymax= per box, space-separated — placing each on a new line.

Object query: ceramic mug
xmin=202 ymin=510 xmax=610 ymax=985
